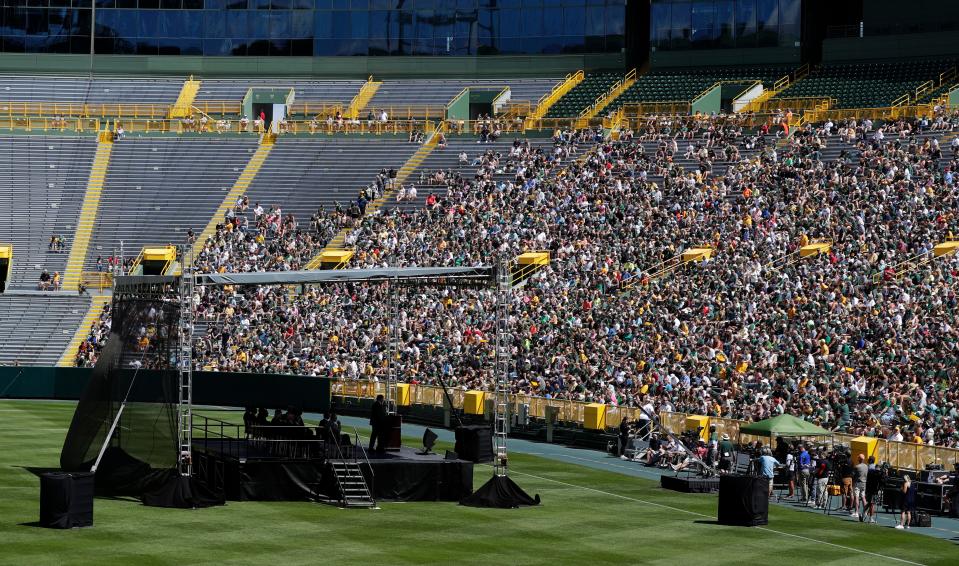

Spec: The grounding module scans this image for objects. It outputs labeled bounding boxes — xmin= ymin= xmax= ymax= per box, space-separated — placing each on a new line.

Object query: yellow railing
xmin=756 ymin=96 xmax=835 ymax=112
xmin=528 ymin=70 xmax=584 ymax=121
xmin=112 ymin=117 xmax=256 ymax=134
xmin=444 ymin=117 xmax=532 ymax=135
xmin=287 ymin=102 xmax=345 ymax=119
xmin=0 ymin=116 xmax=100 ymax=132
xmin=192 ymin=101 xmax=244 ymax=116
xmin=285 ymin=119 xmax=437 ymax=136
xmin=331 ymin=379 xmax=959 ymax=470
xmin=802 ymin=103 xmax=936 ymax=123
xmin=621 ymin=101 xmax=693 ymax=116
xmin=79 ymin=272 xmax=113 ymax=290
xmin=579 ymin=68 xmax=637 ymax=123
xmin=346 ymin=75 xmax=378 ymax=119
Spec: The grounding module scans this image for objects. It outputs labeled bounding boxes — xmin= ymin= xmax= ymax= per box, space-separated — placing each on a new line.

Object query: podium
xmin=39 ymin=472 xmax=94 ymax=529
xmin=386 ymin=414 xmax=402 ymax=451
xmin=717 ymin=475 xmax=768 ymax=526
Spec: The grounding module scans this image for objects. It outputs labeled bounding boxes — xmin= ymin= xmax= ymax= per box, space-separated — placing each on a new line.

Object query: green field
xmin=0 ymin=400 xmax=954 ymax=565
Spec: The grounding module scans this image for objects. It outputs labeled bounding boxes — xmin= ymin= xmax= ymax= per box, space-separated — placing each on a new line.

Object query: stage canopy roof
xmin=739 ymin=414 xmax=832 ymax=438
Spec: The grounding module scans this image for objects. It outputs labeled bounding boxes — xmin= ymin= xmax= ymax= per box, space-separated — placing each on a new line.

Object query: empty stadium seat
xmin=0 ymin=136 xmax=98 ymax=289
xmin=602 ymin=65 xmax=793 ymax=114
xmin=84 ymin=137 xmax=260 ymax=270
xmin=774 ymin=59 xmax=957 ymax=109
xmin=545 ymin=73 xmax=620 ymax=118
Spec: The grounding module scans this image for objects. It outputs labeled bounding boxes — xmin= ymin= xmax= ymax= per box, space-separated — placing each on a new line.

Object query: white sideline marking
xmin=505 ymin=467 xmax=926 ymax=566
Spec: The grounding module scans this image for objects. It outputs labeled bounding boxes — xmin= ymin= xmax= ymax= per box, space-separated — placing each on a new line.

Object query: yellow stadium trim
xmin=61 ymin=136 xmax=113 ymax=292
xmin=57 ymin=294 xmax=112 ymax=367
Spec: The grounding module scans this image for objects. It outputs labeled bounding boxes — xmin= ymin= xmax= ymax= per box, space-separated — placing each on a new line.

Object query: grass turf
xmin=0 ymin=400 xmax=955 ymax=565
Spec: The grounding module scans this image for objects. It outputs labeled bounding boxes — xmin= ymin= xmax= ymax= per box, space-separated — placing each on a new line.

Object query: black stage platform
xmin=660 ymin=474 xmax=720 ymax=493
xmin=193 ymin=439 xmax=473 ymax=503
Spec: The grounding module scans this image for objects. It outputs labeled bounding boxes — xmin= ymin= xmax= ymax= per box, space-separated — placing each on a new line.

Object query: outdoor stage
xmin=192 ymin=438 xmax=474 ymax=503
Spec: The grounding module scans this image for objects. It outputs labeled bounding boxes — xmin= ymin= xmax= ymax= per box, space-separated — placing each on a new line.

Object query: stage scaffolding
xmin=112 ymin=264 xmax=517 ymax=480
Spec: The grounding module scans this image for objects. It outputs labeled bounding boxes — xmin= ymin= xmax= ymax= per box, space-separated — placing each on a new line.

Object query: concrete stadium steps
xmin=390 ymin=137 xmax=557 ymax=210
xmin=0 ymin=292 xmax=90 ymax=366
xmin=194 ymin=78 xmax=365 ymax=103
xmin=57 ymin=294 xmax=111 ymax=367
xmin=0 ymin=135 xmax=98 ymax=289
xmin=0 ymin=75 xmax=183 ymax=104
xmin=62 ymin=138 xmax=113 ymax=292
xmin=188 ymin=139 xmax=275 ymax=264
xmin=369 ymin=78 xmax=562 ymax=110
xmin=242 ymin=137 xmax=420 ymax=223
xmin=83 ymin=137 xmax=259 ymax=270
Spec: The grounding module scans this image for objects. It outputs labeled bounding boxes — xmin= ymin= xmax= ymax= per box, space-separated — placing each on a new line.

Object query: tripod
xmin=821 ymin=467 xmax=844 ymax=516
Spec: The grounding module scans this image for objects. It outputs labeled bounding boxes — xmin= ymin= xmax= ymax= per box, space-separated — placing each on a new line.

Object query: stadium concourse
xmin=70 ymin=109 xmax=959 ymax=449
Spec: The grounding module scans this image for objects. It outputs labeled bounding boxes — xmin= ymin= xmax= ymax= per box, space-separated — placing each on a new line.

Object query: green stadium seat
xmin=545 ymin=73 xmax=621 ymax=118
xmin=774 ymin=59 xmax=957 ymax=109
xmin=599 ymin=65 xmax=794 ymax=115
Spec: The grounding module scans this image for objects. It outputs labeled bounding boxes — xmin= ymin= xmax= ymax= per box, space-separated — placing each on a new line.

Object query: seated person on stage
xmin=642 ymin=433 xmax=664 ymax=466
xmin=664 ymin=437 xmax=686 ymax=468
xmin=671 ymin=439 xmax=708 ymax=472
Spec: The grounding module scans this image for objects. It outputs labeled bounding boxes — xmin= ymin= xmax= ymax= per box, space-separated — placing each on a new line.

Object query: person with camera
xmin=812 ymin=450 xmax=832 ymax=509
xmin=864 ymin=457 xmax=885 ymax=524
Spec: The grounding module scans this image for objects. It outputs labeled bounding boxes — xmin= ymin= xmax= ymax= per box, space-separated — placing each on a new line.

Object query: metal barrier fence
xmin=284 ymin=119 xmax=437 ymax=136
xmin=0 ymin=116 xmax=100 ymax=132
xmin=331 ymin=379 xmax=959 ymax=471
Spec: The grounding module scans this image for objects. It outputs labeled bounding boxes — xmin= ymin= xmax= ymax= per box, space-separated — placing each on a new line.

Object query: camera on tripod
xmin=679 ymin=427 xmax=703 ymax=449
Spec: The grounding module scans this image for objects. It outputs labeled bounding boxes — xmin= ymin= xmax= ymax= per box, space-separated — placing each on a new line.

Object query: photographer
xmin=812 ymin=450 xmax=832 ymax=509
xmin=835 ymin=448 xmax=854 ymax=512
xmin=863 ymin=457 xmax=885 ymax=524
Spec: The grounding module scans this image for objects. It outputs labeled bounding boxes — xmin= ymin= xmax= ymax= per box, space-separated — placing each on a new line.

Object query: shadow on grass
xmin=20 ymin=466 xmax=62 ymax=477
xmin=693 ymin=519 xmax=721 ymax=525
xmin=17 ymin=521 xmax=44 ymax=528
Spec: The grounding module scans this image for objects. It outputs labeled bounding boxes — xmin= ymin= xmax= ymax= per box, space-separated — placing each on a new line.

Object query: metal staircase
xmin=329 ymin=460 xmax=375 ymax=508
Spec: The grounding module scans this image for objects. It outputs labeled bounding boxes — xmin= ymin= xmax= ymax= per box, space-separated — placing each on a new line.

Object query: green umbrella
xmin=739 ymin=413 xmax=833 ymax=438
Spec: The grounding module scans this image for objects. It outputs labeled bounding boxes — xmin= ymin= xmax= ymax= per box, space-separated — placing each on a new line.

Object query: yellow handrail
xmin=286 ymin=118 xmax=436 ymax=136
xmin=579 ymin=68 xmax=637 ymax=121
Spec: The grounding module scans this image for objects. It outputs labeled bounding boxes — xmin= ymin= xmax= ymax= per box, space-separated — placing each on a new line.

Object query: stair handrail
xmin=327 ymin=424 xmax=349 ymax=505
xmin=352 ymin=426 xmax=375 ymax=502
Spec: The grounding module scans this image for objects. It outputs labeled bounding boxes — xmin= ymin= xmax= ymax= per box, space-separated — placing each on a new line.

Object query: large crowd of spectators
xmin=75 ymin=110 xmax=959 ymax=447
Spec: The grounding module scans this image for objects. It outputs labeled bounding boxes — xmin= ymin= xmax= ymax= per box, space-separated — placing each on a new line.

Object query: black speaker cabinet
xmin=39 ymin=472 xmax=94 ymax=529
xmin=718 ymin=475 xmax=769 ymax=526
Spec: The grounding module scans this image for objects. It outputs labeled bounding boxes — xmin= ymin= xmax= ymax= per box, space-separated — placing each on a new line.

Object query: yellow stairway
xmin=578 ymin=68 xmax=637 ymax=126
xmin=347 ymin=77 xmax=383 ymax=119
xmin=306 ymin=125 xmax=445 ymax=268
xmin=61 ymin=135 xmax=113 ymax=292
xmin=169 ymin=76 xmax=202 ymax=119
xmin=187 ymin=136 xmax=275 ymax=265
xmin=57 ymin=294 xmax=112 ymax=367
xmin=526 ymin=71 xmax=584 ymax=124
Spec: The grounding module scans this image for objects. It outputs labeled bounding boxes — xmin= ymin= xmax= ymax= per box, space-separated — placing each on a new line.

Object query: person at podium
xmin=368 ymin=395 xmax=388 ymax=454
